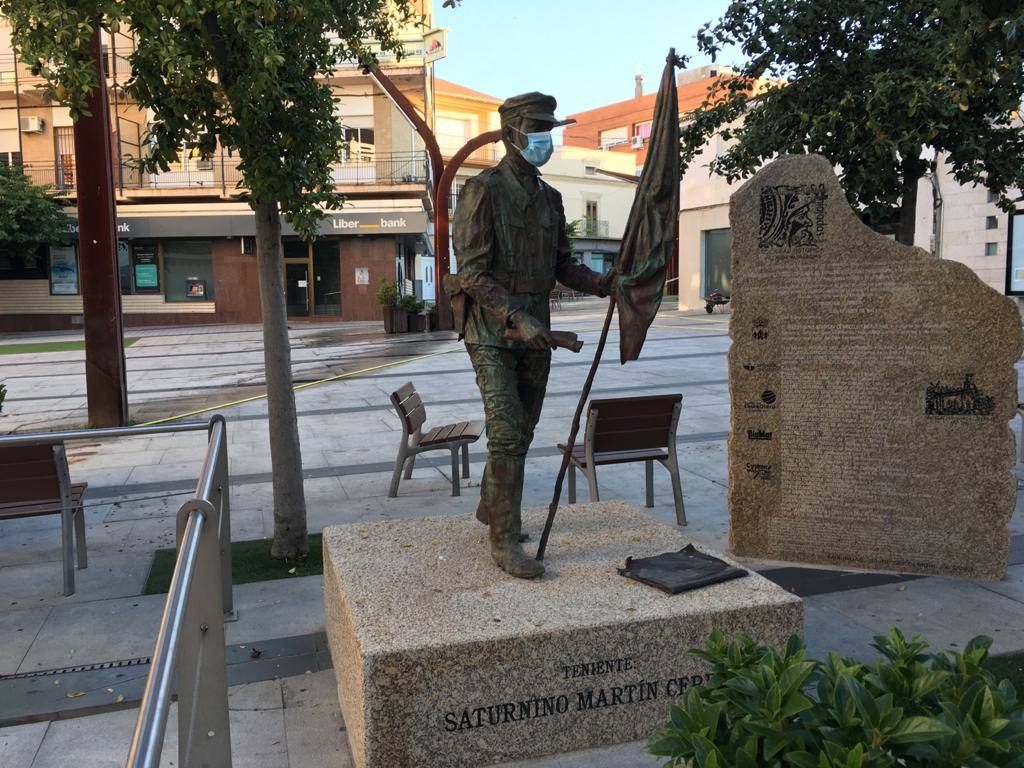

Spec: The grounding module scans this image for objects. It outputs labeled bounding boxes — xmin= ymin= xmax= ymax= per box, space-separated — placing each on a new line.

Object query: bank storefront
xmin=0 ymin=208 xmax=429 ymax=331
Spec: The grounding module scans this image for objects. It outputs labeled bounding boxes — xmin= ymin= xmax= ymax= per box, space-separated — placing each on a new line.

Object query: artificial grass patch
xmin=0 ymin=337 xmax=139 ymax=355
xmin=143 ymin=533 xmax=323 ymax=595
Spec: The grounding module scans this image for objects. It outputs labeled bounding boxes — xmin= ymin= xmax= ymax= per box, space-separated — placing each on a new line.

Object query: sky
xmin=434 ymin=0 xmax=735 ymax=117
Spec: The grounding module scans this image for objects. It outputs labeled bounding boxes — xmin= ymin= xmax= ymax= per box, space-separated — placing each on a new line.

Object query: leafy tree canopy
xmin=0 ymin=0 xmax=418 ymax=238
xmin=0 ymin=165 xmax=71 ymax=258
xmin=683 ymin=0 xmax=1024 ymax=243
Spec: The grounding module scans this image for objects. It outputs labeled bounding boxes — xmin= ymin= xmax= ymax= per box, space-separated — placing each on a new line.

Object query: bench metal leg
xmin=74 ymin=504 xmax=88 ymax=569
xmin=450 ymin=449 xmax=461 ymax=497
xmin=403 ymin=454 xmax=416 ymax=480
xmin=461 ymin=443 xmax=470 ymax=479
xmin=645 ymin=460 xmax=655 ymax=508
xmin=663 ymin=456 xmax=686 ymax=526
xmin=586 ymin=467 xmax=600 ymax=503
xmin=60 ymin=506 xmax=75 ymax=596
xmin=568 ymin=464 xmax=576 ymax=504
xmin=389 ymin=445 xmax=407 ymax=498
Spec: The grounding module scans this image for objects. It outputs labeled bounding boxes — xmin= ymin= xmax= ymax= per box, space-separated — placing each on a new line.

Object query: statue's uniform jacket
xmin=453 ymin=155 xmax=603 ymax=460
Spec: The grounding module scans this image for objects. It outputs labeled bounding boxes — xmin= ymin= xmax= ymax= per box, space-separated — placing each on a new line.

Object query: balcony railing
xmin=436 ymin=133 xmax=502 ymax=164
xmin=580 ymin=219 xmax=611 ymax=237
xmin=15 ymin=150 xmax=428 ymax=193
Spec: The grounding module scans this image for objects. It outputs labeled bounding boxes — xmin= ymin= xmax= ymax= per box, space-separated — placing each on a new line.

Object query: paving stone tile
xmin=0 ymin=721 xmax=49 ymax=768
xmin=0 ymin=607 xmax=50 ymax=676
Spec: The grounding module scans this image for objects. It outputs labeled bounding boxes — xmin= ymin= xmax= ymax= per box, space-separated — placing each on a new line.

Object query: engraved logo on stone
xmin=745 ymin=462 xmax=773 ymax=481
xmin=742 ymin=361 xmax=780 ymax=372
xmin=758 ymin=184 xmax=828 ymax=249
xmin=752 ymin=317 xmax=769 ymax=341
xmin=744 ymin=389 xmax=778 ymax=411
xmin=747 ymin=429 xmax=773 ymax=441
xmin=925 ymin=374 xmax=995 ymax=416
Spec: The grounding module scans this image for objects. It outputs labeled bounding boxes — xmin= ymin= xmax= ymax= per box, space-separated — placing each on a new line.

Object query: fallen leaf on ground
xmin=66 ymin=691 xmax=86 ymax=698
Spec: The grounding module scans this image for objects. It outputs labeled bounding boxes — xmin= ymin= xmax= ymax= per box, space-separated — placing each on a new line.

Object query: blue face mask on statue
xmin=511 ymin=126 xmax=554 ymax=167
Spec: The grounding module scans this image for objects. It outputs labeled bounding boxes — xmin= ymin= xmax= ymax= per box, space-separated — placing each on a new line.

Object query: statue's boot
xmin=486 ymin=457 xmax=543 ymax=579
xmin=476 ymin=461 xmax=529 ymax=542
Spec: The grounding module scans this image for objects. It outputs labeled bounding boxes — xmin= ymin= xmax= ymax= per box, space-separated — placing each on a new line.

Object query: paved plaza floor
xmin=2 ymin=299 xmax=1023 ymax=766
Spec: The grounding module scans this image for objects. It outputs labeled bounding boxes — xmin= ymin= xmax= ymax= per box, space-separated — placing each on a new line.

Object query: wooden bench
xmin=558 ymin=394 xmax=685 ymax=525
xmin=0 ymin=443 xmax=88 ymax=595
xmin=389 ymin=382 xmax=483 ymax=498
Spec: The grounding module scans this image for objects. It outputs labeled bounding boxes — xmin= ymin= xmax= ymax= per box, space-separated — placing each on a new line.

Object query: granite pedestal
xmin=323 ymin=502 xmax=803 ymax=768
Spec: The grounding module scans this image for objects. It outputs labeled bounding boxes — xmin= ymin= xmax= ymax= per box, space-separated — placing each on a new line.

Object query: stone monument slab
xmin=323 ymin=502 xmax=803 ymax=768
xmin=728 ymin=155 xmax=1023 ymax=580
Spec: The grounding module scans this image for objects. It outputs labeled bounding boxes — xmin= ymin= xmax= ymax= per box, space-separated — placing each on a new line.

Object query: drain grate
xmin=0 ymin=656 xmax=151 ymax=681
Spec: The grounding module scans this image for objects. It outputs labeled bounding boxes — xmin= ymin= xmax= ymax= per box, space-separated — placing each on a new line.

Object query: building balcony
xmin=436 ymin=133 xmax=502 ymax=165
xmin=579 ymin=219 xmax=610 ymax=238
xmin=17 ymin=150 xmax=429 ymax=197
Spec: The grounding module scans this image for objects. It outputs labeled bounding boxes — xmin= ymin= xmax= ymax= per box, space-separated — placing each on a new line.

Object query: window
xmin=0 ymin=151 xmax=22 ymax=167
xmin=986 ymin=216 xmax=999 ymax=230
xmin=164 ymin=241 xmax=215 ymax=301
xmin=598 ymin=126 xmax=629 ymax=149
xmin=985 ymin=242 xmax=998 ymax=257
xmin=0 ymin=245 xmax=46 ymax=279
xmin=584 ymin=165 xmax=597 ymax=176
xmin=988 ymin=189 xmax=999 ymax=204
xmin=634 ymin=121 xmax=653 ymax=140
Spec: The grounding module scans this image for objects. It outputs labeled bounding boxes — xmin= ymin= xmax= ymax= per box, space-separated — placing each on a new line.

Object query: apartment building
xmin=0 ymin=3 xmax=437 ymax=331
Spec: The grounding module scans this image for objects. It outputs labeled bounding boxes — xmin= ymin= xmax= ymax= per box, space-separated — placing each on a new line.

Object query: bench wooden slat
xmin=558 ymin=444 xmax=668 ymax=468
xmin=594 ymin=427 xmax=673 ymax=453
xmin=590 ymin=394 xmax=681 ymax=419
xmin=395 ymin=382 xmax=416 ymax=401
xmin=0 ymin=483 xmax=87 ymax=519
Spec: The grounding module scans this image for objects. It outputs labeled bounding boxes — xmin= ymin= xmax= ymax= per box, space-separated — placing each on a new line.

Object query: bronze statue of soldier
xmin=446 ymin=92 xmax=616 ymax=579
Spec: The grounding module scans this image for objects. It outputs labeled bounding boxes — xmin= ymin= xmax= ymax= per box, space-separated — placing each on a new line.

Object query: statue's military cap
xmin=498 ymin=92 xmax=558 ymax=125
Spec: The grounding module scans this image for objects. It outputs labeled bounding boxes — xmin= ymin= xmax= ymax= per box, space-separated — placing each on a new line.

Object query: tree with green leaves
xmin=1 ymin=0 xmax=415 ymax=558
xmin=0 ymin=164 xmax=70 ymax=259
xmin=682 ymin=0 xmax=1024 ymax=246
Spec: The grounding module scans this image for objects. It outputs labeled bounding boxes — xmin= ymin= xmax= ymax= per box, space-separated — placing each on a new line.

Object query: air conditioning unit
xmin=631 ymin=135 xmax=644 ymax=149
xmin=195 ymin=159 xmax=214 ymax=170
xmin=19 ymin=116 xmax=44 ymax=133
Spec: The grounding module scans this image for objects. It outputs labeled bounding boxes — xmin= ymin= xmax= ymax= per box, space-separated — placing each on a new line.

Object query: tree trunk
xmin=253 ymin=200 xmax=309 ymax=560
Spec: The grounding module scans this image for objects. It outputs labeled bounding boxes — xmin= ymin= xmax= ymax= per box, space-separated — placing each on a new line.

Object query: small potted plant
xmin=400 ymin=294 xmax=427 ymax=331
xmin=376 ymin=278 xmax=407 ymax=334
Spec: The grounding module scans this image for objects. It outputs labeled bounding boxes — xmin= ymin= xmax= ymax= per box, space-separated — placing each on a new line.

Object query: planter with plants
xmin=648 ymin=628 xmax=1024 ymax=768
xmin=376 ymin=278 xmax=407 ymax=334
xmin=400 ymin=295 xmax=427 ymax=331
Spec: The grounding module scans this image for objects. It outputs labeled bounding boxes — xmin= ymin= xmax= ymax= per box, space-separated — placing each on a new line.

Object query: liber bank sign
xmin=67 ymin=211 xmax=428 ymax=239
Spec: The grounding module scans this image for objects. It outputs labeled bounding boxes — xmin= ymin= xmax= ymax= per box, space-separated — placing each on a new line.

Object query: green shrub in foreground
xmin=648 ymin=629 xmax=1024 ymax=768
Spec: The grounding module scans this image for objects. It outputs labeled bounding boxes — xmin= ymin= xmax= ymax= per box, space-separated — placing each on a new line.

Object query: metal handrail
xmin=0 ymin=421 xmax=209 ymax=446
xmin=126 ymin=415 xmax=234 ymax=768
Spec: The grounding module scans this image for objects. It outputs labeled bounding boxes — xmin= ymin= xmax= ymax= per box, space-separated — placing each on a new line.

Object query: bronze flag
xmin=614 ymin=52 xmax=681 ymax=363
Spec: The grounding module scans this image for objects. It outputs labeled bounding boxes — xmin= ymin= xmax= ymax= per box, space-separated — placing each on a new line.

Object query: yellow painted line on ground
xmin=138 ymin=347 xmax=458 ymax=427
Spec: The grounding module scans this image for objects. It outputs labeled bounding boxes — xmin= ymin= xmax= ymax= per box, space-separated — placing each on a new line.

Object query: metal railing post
xmin=208 ymin=415 xmax=234 ymax=620
xmin=174 ymin=499 xmax=232 ymax=768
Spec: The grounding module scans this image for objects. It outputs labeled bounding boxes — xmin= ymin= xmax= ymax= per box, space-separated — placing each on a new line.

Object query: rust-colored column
xmin=74 ymin=26 xmax=128 ymax=427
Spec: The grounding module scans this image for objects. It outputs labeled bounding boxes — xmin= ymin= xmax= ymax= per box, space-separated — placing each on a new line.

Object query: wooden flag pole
xmin=535 ymin=296 xmax=616 ymax=561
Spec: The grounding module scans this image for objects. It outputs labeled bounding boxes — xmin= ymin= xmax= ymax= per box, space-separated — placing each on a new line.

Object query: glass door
xmin=285 ymin=261 xmax=310 ymax=317
xmin=313 ymin=241 xmax=341 ymax=316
